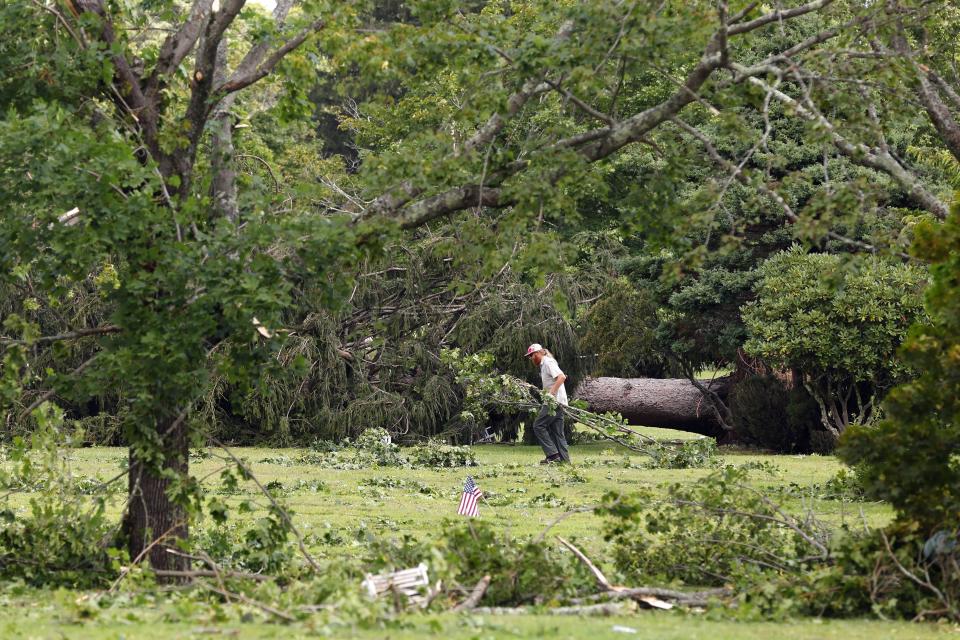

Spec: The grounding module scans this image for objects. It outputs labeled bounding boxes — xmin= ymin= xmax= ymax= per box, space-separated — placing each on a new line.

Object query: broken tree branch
xmin=452 ymin=575 xmax=491 ymax=612
xmin=556 ymin=536 xmax=612 ymax=590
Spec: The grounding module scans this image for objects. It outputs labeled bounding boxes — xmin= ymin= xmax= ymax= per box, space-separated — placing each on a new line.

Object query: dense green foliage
xmin=743 ymin=247 xmax=927 ymax=438
xmin=840 ymin=203 xmax=960 ymax=533
xmin=601 ymin=466 xmax=828 ymax=587
xmin=0 ymin=408 xmax=118 ymax=587
xmin=196 ymin=240 xmax=593 ymax=445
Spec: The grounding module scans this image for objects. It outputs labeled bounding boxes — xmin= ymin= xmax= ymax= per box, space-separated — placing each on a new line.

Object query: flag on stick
xmin=457 ymin=475 xmax=482 ymax=517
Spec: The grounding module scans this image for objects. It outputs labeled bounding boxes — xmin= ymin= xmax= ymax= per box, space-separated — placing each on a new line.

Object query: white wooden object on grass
xmin=361 ymin=563 xmax=430 ymax=607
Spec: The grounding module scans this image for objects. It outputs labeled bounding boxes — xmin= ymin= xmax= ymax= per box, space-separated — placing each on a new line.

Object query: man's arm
xmin=545 ymin=359 xmax=566 ymax=397
xmin=548 ymin=373 xmax=566 ymax=398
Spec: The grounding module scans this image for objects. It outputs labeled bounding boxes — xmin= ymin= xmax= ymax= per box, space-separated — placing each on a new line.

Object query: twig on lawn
xmin=533 ymin=506 xmax=595 ymax=543
xmin=203 ymin=584 xmax=297 ymax=622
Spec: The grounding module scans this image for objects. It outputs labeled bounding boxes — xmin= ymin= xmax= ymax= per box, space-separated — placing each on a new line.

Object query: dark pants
xmin=533 ymin=404 xmax=570 ymax=462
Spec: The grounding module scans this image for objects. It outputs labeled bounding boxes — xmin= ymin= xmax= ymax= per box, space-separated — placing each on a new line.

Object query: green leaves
xmin=600 ymin=465 xmax=829 ymax=587
xmin=742 ymin=246 xmax=928 ymax=432
xmin=0 ymin=409 xmax=120 ymax=587
xmin=839 ymin=199 xmax=960 ymax=532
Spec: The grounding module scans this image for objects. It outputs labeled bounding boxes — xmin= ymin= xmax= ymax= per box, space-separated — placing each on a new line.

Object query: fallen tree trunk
xmin=573 ymin=376 xmax=732 ymax=438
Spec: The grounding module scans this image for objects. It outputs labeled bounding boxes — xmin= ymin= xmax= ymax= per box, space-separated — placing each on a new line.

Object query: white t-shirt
xmin=540 ymin=356 xmax=568 ymax=406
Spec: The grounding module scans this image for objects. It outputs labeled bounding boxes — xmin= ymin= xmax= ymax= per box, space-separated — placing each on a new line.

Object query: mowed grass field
xmin=3 ymin=428 xmax=955 ymax=639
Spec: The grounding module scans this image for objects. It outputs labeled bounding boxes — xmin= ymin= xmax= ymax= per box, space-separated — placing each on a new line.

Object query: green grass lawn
xmin=1 ymin=608 xmax=956 ymax=640
xmin=3 ymin=428 xmax=934 ymax=639
xmin=47 ymin=428 xmax=892 ymax=550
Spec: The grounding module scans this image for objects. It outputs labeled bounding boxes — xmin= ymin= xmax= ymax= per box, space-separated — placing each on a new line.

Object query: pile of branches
xmin=199 ymin=235 xmax=599 ymax=444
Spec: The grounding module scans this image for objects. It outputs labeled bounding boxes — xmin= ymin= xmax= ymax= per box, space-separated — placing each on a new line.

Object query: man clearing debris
xmin=525 ymin=343 xmax=571 ymax=464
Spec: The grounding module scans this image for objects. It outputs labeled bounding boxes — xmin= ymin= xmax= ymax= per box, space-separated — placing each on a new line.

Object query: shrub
xmin=808 ymin=429 xmax=838 ymax=455
xmin=730 ymin=376 xmax=801 ymax=452
xmin=746 ymin=526 xmax=960 ymax=621
xmin=786 ymin=386 xmax=828 ymax=451
xmin=353 ymin=428 xmax=406 ymax=467
xmin=743 ymin=246 xmax=927 ymax=441
xmin=821 ymin=468 xmax=866 ymax=501
xmin=441 ymin=520 xmax=595 ymax=606
xmin=729 ymin=376 xmax=821 ymax=452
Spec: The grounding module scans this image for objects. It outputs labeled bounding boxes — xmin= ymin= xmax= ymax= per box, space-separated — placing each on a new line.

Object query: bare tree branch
xmin=215 ymin=18 xmax=326 ymax=96
xmin=672 ymin=118 xmax=906 ymax=257
xmin=736 ymin=70 xmax=949 ymax=219
xmin=728 ymin=0 xmax=836 ymax=36
xmin=151 ymin=0 xmax=215 ymax=80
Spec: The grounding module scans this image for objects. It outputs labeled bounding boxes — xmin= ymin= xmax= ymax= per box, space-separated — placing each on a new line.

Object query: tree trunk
xmin=210 ymin=41 xmax=240 ymax=223
xmin=126 ymin=415 xmax=191 ymax=576
xmin=574 ymin=376 xmax=732 ymax=438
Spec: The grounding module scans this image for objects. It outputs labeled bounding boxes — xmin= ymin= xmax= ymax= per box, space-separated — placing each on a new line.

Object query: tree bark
xmin=210 ymin=40 xmax=240 ymax=223
xmin=574 ymin=376 xmax=732 ymax=438
xmin=125 ymin=415 xmax=191 ymax=576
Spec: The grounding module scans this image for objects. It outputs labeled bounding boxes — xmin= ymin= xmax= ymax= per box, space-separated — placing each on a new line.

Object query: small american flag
xmin=457 ymin=475 xmax=482 ymax=517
